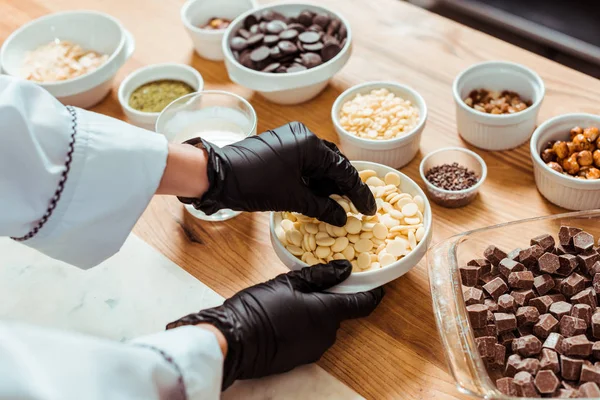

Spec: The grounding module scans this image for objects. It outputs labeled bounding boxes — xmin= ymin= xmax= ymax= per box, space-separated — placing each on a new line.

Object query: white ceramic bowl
xmin=530 ymin=113 xmax=600 ymax=210
xmin=453 ymin=61 xmax=545 ymax=151
xmin=181 ymin=0 xmax=257 ymax=61
xmin=269 ymin=160 xmax=433 ymax=294
xmin=419 ymin=147 xmax=487 ymax=208
xmin=222 ymin=3 xmax=352 ymax=105
xmin=0 ymin=11 xmax=134 ymax=109
xmin=331 ymin=81 xmax=427 ymax=168
xmin=118 ymin=63 xmax=204 ymax=131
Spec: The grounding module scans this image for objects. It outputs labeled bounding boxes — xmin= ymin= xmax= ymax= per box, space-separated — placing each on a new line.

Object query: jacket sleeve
xmin=0 ymin=75 xmax=168 ymax=268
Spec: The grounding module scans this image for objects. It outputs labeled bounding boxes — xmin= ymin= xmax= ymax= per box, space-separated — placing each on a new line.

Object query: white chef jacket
xmin=0 ymin=76 xmax=223 ymax=399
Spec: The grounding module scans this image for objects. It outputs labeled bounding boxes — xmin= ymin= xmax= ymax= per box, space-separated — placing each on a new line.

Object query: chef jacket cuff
xmin=25 ymin=107 xmax=168 ymax=268
xmin=133 ymin=326 xmax=224 ymax=400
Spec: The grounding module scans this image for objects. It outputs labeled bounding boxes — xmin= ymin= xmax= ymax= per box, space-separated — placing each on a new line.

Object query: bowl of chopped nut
xmin=531 ymin=113 xmax=600 ymax=210
xmin=0 ymin=10 xmax=135 ymax=108
xmin=331 ymin=81 xmax=428 ymax=168
xmin=453 ymin=61 xmax=545 ymax=151
xmin=269 ymin=160 xmax=433 ymax=294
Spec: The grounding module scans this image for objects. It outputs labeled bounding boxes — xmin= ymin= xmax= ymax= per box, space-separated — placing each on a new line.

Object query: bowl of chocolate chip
xmin=222 ymin=3 xmax=351 ymax=104
xmin=531 ymin=113 xmax=600 ymax=211
xmin=429 ymin=210 xmax=600 ymax=399
xmin=453 ymin=61 xmax=545 ymax=151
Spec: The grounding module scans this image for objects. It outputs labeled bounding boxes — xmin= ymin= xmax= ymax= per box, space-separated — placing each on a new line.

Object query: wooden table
xmin=3 ymin=0 xmax=600 ymax=398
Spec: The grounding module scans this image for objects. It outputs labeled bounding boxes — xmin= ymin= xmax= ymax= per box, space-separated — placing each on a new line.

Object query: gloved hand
xmin=178 ymin=121 xmax=376 ymax=226
xmin=166 ymin=261 xmax=384 ymax=389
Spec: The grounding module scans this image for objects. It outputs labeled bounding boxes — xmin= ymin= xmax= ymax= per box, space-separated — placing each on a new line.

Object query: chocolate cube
xmin=534 ymin=370 xmax=560 ymax=394
xmin=495 ymin=312 xmax=517 ymax=333
xmin=512 ymin=289 xmax=536 ymax=307
xmin=573 ymin=231 xmax=595 ymax=252
xmin=533 ymin=313 xmax=559 ymax=339
xmin=561 ymin=355 xmax=584 ymax=380
xmin=505 ymin=353 xmax=522 ymax=377
xmin=543 ymin=332 xmax=564 ymax=354
xmin=497 ymin=294 xmax=516 ymax=313
xmin=508 ymin=271 xmax=534 ymax=290
xmin=513 ymin=371 xmax=538 ymax=397
xmin=571 ymin=303 xmax=593 ymax=326
xmin=592 ymin=313 xmax=600 ymax=339
xmin=549 ymin=301 xmax=573 ymax=321
xmin=539 ymin=348 xmax=560 ymax=374
xmin=559 ymin=226 xmax=582 ymax=247
xmin=483 ymin=277 xmax=508 ymax=300
xmin=579 ymin=382 xmax=600 ymax=397
xmin=578 ymin=249 xmax=600 ymax=273
xmin=533 ymin=275 xmax=554 ymax=296
xmin=467 ymin=304 xmax=489 ymax=329
xmin=538 ymin=252 xmax=560 ymax=274
xmin=559 ymin=315 xmax=587 ymax=337
xmin=463 ymin=286 xmax=484 ymax=306
xmin=484 ymin=245 xmax=508 ymax=266
xmin=571 ymin=288 xmax=597 ymax=309
xmin=516 ymin=306 xmax=540 ymax=327
xmin=475 ymin=336 xmax=497 ymax=358
xmin=561 ymin=273 xmax=586 ymax=297
xmin=498 ymin=258 xmax=525 ymax=278
xmin=459 ymin=265 xmax=480 ymax=287
xmin=557 ymin=254 xmax=578 ymax=276
xmin=513 ymin=334 xmax=542 ymax=357
xmin=580 ymin=364 xmax=600 ymax=384
xmin=529 ymin=295 xmax=554 ymax=314
xmin=562 ymin=334 xmax=592 ymax=357
xmin=496 ymin=377 xmax=517 ymax=396
xmin=531 ymin=234 xmax=556 ymax=253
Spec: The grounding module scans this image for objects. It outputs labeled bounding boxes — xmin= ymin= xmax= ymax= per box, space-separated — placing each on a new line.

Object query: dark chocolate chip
xmin=246 ymin=33 xmax=265 ymax=47
xmin=278 ymin=40 xmax=298 ymax=54
xmin=300 ymin=52 xmax=323 ymax=68
xmin=264 ymin=35 xmax=280 ymax=46
xmin=238 ymin=28 xmax=251 ymax=39
xmin=303 ymin=42 xmax=325 ymax=52
xmin=297 ymin=11 xmax=314 ymax=26
xmin=266 ymin=20 xmax=287 ymax=34
xmin=286 ymin=64 xmax=307 ymax=73
xmin=244 ymin=14 xmax=258 ymax=29
xmin=313 ymin=13 xmax=331 ymax=28
xmin=298 ymin=30 xmax=321 ymax=44
xmin=321 ymin=42 xmax=341 ymax=62
xmin=261 ymin=62 xmax=281 ymax=73
xmin=279 ymin=29 xmax=299 ymax=41
xmin=230 ymin=37 xmax=248 ymax=51
xmin=250 ymin=45 xmax=270 ymax=62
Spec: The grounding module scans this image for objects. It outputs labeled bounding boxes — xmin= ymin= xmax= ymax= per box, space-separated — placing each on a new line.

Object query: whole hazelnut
xmin=587 ymin=167 xmax=600 ymax=180
xmin=541 ymin=148 xmax=556 ymax=163
xmin=563 ymin=154 xmax=580 ymax=175
xmin=547 ymin=161 xmax=563 ymax=174
xmin=573 ymin=133 xmax=592 ymax=151
xmin=594 ymin=149 xmax=600 ymax=168
xmin=567 ymin=141 xmax=576 ymax=155
xmin=577 ymin=150 xmax=594 ymax=166
xmin=570 ymin=126 xmax=583 ymax=139
xmin=584 ymin=126 xmax=599 ymax=142
xmin=553 ymin=141 xmax=569 ymax=159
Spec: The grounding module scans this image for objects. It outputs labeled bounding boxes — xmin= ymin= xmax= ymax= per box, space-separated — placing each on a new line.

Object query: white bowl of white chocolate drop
xmin=269 ymin=161 xmax=433 ymax=294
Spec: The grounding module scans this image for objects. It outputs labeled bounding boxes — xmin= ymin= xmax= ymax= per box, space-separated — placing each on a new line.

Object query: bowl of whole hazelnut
xmin=531 ymin=113 xmax=600 ymax=210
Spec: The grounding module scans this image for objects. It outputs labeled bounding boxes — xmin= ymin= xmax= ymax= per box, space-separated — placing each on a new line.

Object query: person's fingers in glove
xmin=177 ymin=121 xmax=376 ymax=226
xmin=166 ymin=260 xmax=384 ymax=390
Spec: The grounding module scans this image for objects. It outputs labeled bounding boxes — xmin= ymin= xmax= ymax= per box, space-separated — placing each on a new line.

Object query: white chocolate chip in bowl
xmin=269 ymin=160 xmax=433 ymax=294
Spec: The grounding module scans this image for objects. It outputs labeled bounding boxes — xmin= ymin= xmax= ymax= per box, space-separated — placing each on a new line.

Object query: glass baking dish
xmin=428 ymin=209 xmax=600 ymax=399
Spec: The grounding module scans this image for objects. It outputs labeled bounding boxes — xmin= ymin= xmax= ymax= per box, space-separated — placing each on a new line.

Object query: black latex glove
xmin=178 ymin=121 xmax=376 ymax=226
xmin=166 ymin=260 xmax=384 ymax=390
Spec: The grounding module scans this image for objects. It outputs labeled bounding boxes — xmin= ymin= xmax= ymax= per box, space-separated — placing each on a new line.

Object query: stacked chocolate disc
xmin=229 ymin=9 xmax=347 ymax=73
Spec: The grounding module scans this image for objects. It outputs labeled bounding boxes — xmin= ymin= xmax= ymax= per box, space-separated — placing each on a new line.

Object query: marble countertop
xmin=0 ymin=235 xmax=361 ymax=399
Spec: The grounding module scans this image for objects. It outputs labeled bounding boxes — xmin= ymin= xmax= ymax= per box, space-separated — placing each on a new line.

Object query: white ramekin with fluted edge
xmin=331 ymin=81 xmax=427 ymax=169
xmin=453 ymin=61 xmax=545 ymax=151
xmin=269 ymin=160 xmax=433 ymax=294
xmin=530 ymin=113 xmax=600 ymax=210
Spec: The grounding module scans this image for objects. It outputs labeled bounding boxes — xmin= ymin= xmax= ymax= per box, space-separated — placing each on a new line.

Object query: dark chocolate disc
xmin=266 ymin=20 xmax=287 ymax=34
xmin=250 ymin=45 xmax=271 ymax=62
xmin=262 ymin=62 xmax=281 ymax=73
xmin=338 ymin=24 xmax=347 ymax=40
xmin=269 ymin=46 xmax=283 ymax=59
xmin=322 ymin=35 xmax=339 ymax=45
xmin=308 ymin=24 xmax=324 ymax=33
xmin=298 ymin=31 xmax=320 ymax=44
xmin=264 ymin=35 xmax=280 ymax=46
xmin=261 ymin=10 xmax=276 ymax=21
xmin=244 ymin=14 xmax=258 ymax=29
xmin=301 ymin=52 xmax=322 ymax=68
xmin=238 ymin=28 xmax=251 ymax=39
xmin=246 ymin=33 xmax=265 ymax=47
xmin=259 ymin=21 xmax=268 ymax=33
xmin=230 ymin=37 xmax=248 ymax=51
xmin=279 ymin=29 xmax=299 ymax=41
xmin=239 ymin=50 xmax=254 ymax=68
xmin=287 ymin=64 xmax=307 ymax=73
xmin=327 ymin=19 xmax=341 ymax=36
xmin=313 ymin=13 xmax=330 ymax=28
xmin=278 ymin=40 xmax=298 ymax=54
xmin=297 ymin=11 xmax=314 ymax=26
xmin=249 ymin=24 xmax=260 ymax=34
xmin=287 ymin=23 xmax=306 ymax=33
xmin=302 ymin=42 xmax=324 ymax=52
xmin=275 ymin=65 xmax=288 ymax=73
xmin=321 ymin=42 xmax=341 ymax=62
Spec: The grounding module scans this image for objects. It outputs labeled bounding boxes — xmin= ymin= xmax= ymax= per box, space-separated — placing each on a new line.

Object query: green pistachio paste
xmin=129 ymin=80 xmax=194 ymax=113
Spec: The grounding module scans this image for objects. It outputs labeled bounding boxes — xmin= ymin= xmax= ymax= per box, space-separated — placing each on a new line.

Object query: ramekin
xmin=331 ymin=81 xmax=427 ymax=168
xmin=530 ymin=113 xmax=600 ymax=210
xmin=269 ymin=160 xmax=433 ymax=294
xmin=0 ymin=11 xmax=134 ymax=109
xmin=419 ymin=147 xmax=487 ymax=208
xmin=181 ymin=0 xmax=257 ymax=61
xmin=118 ymin=63 xmax=204 ymax=131
xmin=453 ymin=61 xmax=545 ymax=151
xmin=222 ymin=3 xmax=352 ymax=105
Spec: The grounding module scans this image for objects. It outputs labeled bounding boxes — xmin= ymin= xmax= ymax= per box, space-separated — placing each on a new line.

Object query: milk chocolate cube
xmin=516 ymin=306 xmax=540 ymax=327
xmin=533 ymin=313 xmax=559 ymax=339
xmin=571 ymin=288 xmax=597 ymax=309
xmin=463 ymin=286 xmax=484 ymax=306
xmin=548 ymin=293 xmax=566 ymax=303
xmin=517 ymin=357 xmax=540 ymax=376
xmin=550 ymin=301 xmax=573 ymax=320
xmin=484 ymin=298 xmax=499 ymax=312
xmin=557 ymin=254 xmax=578 ymax=276
xmin=561 ymin=355 xmax=584 ymax=380
xmin=578 ymin=249 xmax=600 ymax=273
xmin=513 ymin=334 xmax=542 ymax=357
xmin=593 ymin=341 xmax=600 ymax=359
xmin=479 ymin=274 xmax=494 ymax=285
xmin=483 ymin=277 xmax=508 ymax=300
xmin=539 ymin=348 xmax=560 ymax=374
xmin=535 ymin=253 xmax=558 ymax=275
xmin=592 ymin=313 xmax=600 ymax=339
xmin=489 ymin=344 xmax=506 ymax=369
xmin=580 ymin=364 xmax=600 ymax=384
xmin=484 ymin=245 xmax=508 ymax=266
xmin=508 ymin=271 xmax=534 ymax=290
xmin=498 ymin=294 xmax=516 ymax=313
xmin=517 ymin=325 xmax=533 ymax=338
xmin=571 ymin=303 xmax=593 ymax=326
xmin=459 ymin=265 xmax=480 ymax=286
xmin=519 ymin=245 xmax=544 ymax=268
xmin=494 ymin=312 xmax=517 ymax=333
xmin=530 ymin=295 xmax=554 ymax=314
xmin=513 ymin=371 xmax=538 ymax=397
xmin=534 ymin=370 xmax=560 ymax=394
xmin=559 ymin=226 xmax=582 ymax=247
xmin=561 ymin=273 xmax=586 ymax=297
xmin=505 ymin=353 xmax=522 ymax=377
xmin=579 ymin=382 xmax=600 ymax=397
xmin=467 ymin=304 xmax=489 ymax=329
xmin=499 ymin=258 xmax=525 ymax=278
xmin=543 ymin=332 xmax=564 ymax=354
xmin=554 ymin=388 xmax=577 ymax=397
xmin=574 ymin=231 xmax=595 ymax=252
xmin=533 ymin=275 xmax=554 ymax=296
xmin=559 ymin=315 xmax=587 ymax=337
xmin=496 ymin=377 xmax=517 ymax=396
xmin=507 ymin=248 xmax=522 ymax=261
xmin=591 ymin=262 xmax=600 ymax=276
xmin=531 ymin=234 xmax=556 ymax=253
xmin=500 ymin=331 xmax=516 ymax=348
xmin=475 ymin=336 xmax=497 ymax=358
xmin=468 ymin=258 xmax=491 ymax=276
xmin=512 ymin=289 xmax=536 ymax=307
xmin=562 ymin=334 xmax=592 ymax=357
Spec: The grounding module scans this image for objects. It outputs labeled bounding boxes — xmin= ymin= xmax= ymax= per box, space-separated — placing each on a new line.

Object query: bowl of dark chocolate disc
xmin=222 ymin=3 xmax=352 ymax=105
